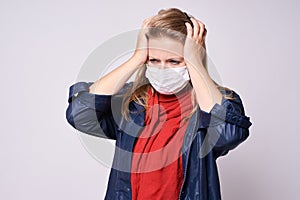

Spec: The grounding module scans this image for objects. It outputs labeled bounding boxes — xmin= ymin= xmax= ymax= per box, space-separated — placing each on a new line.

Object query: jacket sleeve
xmin=198 ymin=89 xmax=252 ymax=159
xmin=65 ymin=81 xmax=132 ymax=140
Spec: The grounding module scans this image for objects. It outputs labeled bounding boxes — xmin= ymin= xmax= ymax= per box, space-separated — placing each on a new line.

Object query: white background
xmin=1 ymin=0 xmax=299 ymax=199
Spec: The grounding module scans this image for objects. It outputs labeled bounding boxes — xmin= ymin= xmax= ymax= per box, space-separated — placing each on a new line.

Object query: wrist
xmin=130 ymin=54 xmax=147 ymax=67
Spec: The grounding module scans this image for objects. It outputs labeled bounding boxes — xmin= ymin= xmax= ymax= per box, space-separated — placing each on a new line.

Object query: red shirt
xmin=130 ymin=85 xmax=193 ymax=200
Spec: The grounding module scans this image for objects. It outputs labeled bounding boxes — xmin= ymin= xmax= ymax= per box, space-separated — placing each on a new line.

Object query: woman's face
xmin=147 ymin=37 xmax=186 ymax=68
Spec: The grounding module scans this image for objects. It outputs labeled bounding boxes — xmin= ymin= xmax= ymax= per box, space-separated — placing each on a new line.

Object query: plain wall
xmin=1 ymin=0 xmax=299 ymax=199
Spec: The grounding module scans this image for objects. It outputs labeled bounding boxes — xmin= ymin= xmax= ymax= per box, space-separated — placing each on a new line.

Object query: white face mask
xmin=145 ymin=64 xmax=191 ymax=95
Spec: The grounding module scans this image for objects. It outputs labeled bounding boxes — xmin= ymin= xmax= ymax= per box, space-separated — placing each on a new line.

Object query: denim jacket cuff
xmin=68 ymin=81 xmax=112 ymax=112
xmin=198 ymin=95 xmax=252 ymax=129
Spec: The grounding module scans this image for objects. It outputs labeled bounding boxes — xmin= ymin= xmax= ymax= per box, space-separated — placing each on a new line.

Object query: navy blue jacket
xmin=66 ymin=81 xmax=252 ymax=200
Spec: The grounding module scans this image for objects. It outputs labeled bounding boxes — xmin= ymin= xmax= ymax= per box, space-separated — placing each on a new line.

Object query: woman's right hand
xmin=132 ymin=16 xmax=154 ymax=65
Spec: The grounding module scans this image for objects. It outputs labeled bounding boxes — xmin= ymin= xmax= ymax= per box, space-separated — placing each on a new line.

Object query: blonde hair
xmin=121 ymin=8 xmax=235 ymax=122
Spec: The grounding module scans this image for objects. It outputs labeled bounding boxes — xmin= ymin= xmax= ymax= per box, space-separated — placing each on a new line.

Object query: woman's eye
xmin=149 ymin=59 xmax=159 ymax=63
xmin=169 ymin=60 xmax=180 ymax=65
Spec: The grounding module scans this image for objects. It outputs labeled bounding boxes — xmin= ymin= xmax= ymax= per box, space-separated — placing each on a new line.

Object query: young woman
xmin=66 ymin=8 xmax=252 ymax=200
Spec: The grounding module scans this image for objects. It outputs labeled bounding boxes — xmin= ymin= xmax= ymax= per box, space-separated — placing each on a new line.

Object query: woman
xmin=66 ymin=8 xmax=252 ymax=200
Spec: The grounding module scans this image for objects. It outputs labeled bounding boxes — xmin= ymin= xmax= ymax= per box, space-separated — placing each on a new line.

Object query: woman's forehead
xmin=148 ymin=38 xmax=184 ymax=57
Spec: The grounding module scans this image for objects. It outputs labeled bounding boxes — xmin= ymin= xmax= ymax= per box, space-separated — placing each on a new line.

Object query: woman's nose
xmin=158 ymin=62 xmax=167 ymax=69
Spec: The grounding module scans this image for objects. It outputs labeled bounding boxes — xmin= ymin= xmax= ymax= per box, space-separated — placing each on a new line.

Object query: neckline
xmin=150 ymin=83 xmax=193 ymax=102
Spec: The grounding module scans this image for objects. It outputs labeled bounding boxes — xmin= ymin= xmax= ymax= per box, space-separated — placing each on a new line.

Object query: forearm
xmin=187 ymin=63 xmax=223 ymax=113
xmin=89 ymin=56 xmax=144 ymax=95
xmin=194 ymin=86 xmax=252 ymax=159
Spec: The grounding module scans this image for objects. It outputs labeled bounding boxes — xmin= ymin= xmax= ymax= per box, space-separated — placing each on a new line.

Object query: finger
xmin=196 ymin=19 xmax=206 ymax=40
xmin=185 ymin=22 xmax=193 ymax=38
xmin=143 ymin=15 xmax=153 ymax=23
xmin=203 ymin=28 xmax=207 ymax=40
xmin=190 ymin=18 xmax=200 ymax=38
xmin=142 ymin=19 xmax=150 ymax=28
xmin=142 ymin=16 xmax=154 ymax=28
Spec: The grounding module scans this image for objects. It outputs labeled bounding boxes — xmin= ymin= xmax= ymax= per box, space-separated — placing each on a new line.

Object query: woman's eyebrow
xmin=149 ymin=57 xmax=183 ymax=60
xmin=148 ymin=57 xmax=183 ymax=62
xmin=166 ymin=57 xmax=183 ymax=61
xmin=149 ymin=56 xmax=159 ymax=59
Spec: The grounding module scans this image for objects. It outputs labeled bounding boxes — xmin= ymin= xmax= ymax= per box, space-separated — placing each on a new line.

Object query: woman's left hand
xmin=183 ymin=17 xmax=223 ymax=113
xmin=184 ymin=17 xmax=207 ymax=68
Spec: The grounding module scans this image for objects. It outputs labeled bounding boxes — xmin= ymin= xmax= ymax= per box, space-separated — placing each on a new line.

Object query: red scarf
xmin=130 ymin=84 xmax=193 ymax=200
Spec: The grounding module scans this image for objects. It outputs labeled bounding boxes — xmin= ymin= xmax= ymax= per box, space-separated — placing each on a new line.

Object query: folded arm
xmin=198 ymin=89 xmax=252 ymax=159
xmin=65 ymin=81 xmax=132 ymax=140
